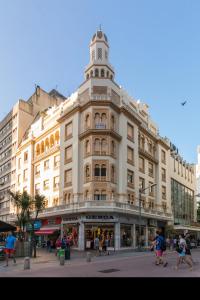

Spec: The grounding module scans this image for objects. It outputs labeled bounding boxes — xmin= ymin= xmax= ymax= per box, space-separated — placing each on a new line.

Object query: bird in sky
xmin=181 ymin=101 xmax=187 ymax=106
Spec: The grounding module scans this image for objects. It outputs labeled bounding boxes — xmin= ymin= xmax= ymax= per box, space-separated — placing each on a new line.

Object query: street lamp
xmin=138 ymin=183 xmax=157 ymax=251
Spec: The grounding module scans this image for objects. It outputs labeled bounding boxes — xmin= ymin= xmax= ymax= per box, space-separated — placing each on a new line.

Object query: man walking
xmin=4 ymin=231 xmax=17 ymax=267
xmin=154 ymin=230 xmax=168 ymax=267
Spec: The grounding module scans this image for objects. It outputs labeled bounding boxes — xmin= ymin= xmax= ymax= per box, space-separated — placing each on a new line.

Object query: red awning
xmin=35 ymin=229 xmax=55 ymax=235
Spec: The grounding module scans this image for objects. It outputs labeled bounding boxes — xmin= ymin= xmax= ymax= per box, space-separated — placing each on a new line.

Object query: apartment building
xmin=0 ymin=87 xmax=65 ymax=221
xmin=10 ymin=29 xmax=175 ymax=250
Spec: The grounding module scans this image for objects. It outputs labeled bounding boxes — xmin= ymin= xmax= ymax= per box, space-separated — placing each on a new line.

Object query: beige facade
xmin=5 ymin=29 xmax=198 ymax=249
xmin=0 ymin=87 xmax=65 ymax=221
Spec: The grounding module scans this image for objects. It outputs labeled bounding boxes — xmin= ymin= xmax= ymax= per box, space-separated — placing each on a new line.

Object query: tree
xmin=30 ymin=194 xmax=46 ymax=258
xmin=8 ymin=190 xmax=33 ymax=240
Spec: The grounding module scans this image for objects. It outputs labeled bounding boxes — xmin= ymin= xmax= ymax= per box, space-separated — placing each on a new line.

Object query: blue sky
xmin=0 ymin=0 xmax=199 ymax=163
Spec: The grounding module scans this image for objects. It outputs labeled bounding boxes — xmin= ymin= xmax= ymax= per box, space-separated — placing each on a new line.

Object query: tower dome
xmin=84 ymin=28 xmax=115 ymax=81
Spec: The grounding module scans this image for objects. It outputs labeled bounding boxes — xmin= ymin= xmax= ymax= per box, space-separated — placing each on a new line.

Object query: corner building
xmin=11 ymin=30 xmax=173 ymax=250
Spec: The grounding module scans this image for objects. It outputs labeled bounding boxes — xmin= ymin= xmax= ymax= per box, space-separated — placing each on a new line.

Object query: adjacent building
xmin=0 ymin=87 xmax=65 ymax=221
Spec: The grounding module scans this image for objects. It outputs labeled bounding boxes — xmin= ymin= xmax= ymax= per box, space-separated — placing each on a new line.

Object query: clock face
xmin=97 ymin=31 xmax=103 ymax=39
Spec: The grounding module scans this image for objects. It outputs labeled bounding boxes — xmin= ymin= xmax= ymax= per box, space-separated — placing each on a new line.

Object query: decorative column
xmin=114 ymin=222 xmax=120 ymax=250
xmin=78 ymin=221 xmax=85 ymax=251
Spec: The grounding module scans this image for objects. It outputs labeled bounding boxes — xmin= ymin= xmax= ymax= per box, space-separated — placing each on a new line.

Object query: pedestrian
xmin=46 ymin=238 xmax=50 ymax=252
xmin=154 ymin=230 xmax=168 ymax=267
xmin=105 ymin=235 xmax=110 ymax=255
xmin=94 ymin=236 xmax=100 ymax=256
xmin=175 ymin=234 xmax=193 ymax=271
xmin=4 ymin=231 xmax=17 ymax=267
xmin=50 ymin=239 xmax=54 ymax=253
xmin=55 ymin=236 xmax=62 ymax=256
xmin=173 ymin=237 xmax=177 ymax=250
xmin=185 ymin=233 xmax=194 ymax=265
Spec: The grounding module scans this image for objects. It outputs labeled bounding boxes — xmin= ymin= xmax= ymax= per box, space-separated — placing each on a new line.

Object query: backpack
xmin=160 ymin=237 xmax=166 ymax=251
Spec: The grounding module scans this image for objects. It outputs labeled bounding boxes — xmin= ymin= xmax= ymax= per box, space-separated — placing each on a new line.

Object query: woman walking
xmin=175 ymin=234 xmax=193 ymax=271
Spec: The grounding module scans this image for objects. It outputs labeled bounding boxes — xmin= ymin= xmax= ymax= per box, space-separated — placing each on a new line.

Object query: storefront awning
xmin=35 ymin=228 xmax=58 ymax=235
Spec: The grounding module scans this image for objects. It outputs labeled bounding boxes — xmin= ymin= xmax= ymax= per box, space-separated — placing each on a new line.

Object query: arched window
xmin=86 ymin=74 xmax=89 ymax=80
xmin=101 ymin=164 xmax=106 ymax=177
xmin=94 ymin=113 xmax=100 ymax=126
xmin=101 ymin=113 xmax=107 ymax=127
xmin=111 ymin=140 xmax=115 ymax=156
xmin=41 ymin=141 xmax=44 ymax=153
xmin=55 ymin=131 xmax=59 ymax=144
xmin=110 ymin=74 xmax=113 ymax=80
xmin=94 ymin=138 xmax=100 ymax=152
xmin=45 ymin=138 xmax=49 ymax=150
xmin=68 ymin=193 xmax=71 ymax=204
xmin=95 ymin=68 xmax=99 ymax=77
xmin=36 ymin=144 xmax=40 ymax=156
xmin=85 ymin=140 xmax=90 ymax=154
xmin=106 ymin=71 xmax=109 ymax=78
xmin=94 ymin=164 xmax=100 ymax=176
xmin=85 ymin=190 xmax=89 ymax=201
xmin=101 ymin=69 xmax=105 ymax=77
xmin=111 ymin=115 xmax=115 ymax=130
xmin=101 ymin=190 xmax=106 ymax=201
xmin=50 ymin=135 xmax=54 ymax=147
xmin=85 ymin=114 xmax=90 ymax=129
xmin=111 ymin=165 xmax=115 ymax=182
xmin=94 ymin=190 xmax=100 ymax=201
xmin=90 ymin=70 xmax=93 ymax=77
xmin=101 ymin=139 xmax=107 ymax=154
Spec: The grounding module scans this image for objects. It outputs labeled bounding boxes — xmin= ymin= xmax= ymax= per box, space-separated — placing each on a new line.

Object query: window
xmin=111 ymin=165 xmax=115 ymax=183
xmin=127 ymin=170 xmax=134 ymax=187
xmin=44 ymin=160 xmax=49 ymax=170
xmin=101 ymin=191 xmax=106 ymax=200
xmin=64 ymin=169 xmax=72 ymax=187
xmin=85 ymin=114 xmax=90 ymax=128
xmin=94 ymin=139 xmax=100 ymax=153
xmin=101 ymin=164 xmax=106 ymax=176
xmin=139 ymin=157 xmax=145 ymax=172
xmin=162 ymin=186 xmax=166 ymax=199
xmin=148 ymin=162 xmax=153 ymax=177
xmin=97 ymin=48 xmax=102 ymax=60
xmin=101 ymin=139 xmax=107 ymax=154
xmin=92 ymin=50 xmax=95 ymax=61
xmin=35 ymin=183 xmax=40 ymax=195
xmin=85 ymin=165 xmax=90 ymax=181
xmin=54 ymin=155 xmax=60 ymax=168
xmin=94 ymin=190 xmax=106 ymax=201
xmin=53 ymin=198 xmax=59 ymax=206
xmin=111 ymin=115 xmax=115 ymax=130
xmin=24 ymin=152 xmax=28 ymax=162
xmin=18 ymin=174 xmax=21 ymax=184
xmin=161 ymin=150 xmax=166 ymax=164
xmin=111 ymin=140 xmax=115 ymax=156
xmin=43 ymin=180 xmax=49 ymax=190
xmin=23 ymin=169 xmax=28 ymax=181
xmin=149 ymin=182 xmax=154 ymax=196
xmin=53 ymin=176 xmax=59 ymax=189
xmin=65 ymin=122 xmax=72 ymax=140
xmin=127 ymin=123 xmax=134 ymax=140
xmin=18 ymin=158 xmax=21 ymax=169
xmin=65 ymin=145 xmax=72 ymax=163
xmin=148 ymin=142 xmax=153 ymax=155
xmin=101 ymin=69 xmax=105 ymax=77
xmin=95 ymin=69 xmax=99 ymax=77
xmin=139 ymin=177 xmax=145 ymax=192
xmin=35 ymin=165 xmax=40 ymax=175
xmin=162 ymin=168 xmax=166 ymax=182
xmin=94 ymin=164 xmax=100 ymax=176
xmin=127 ymin=147 xmax=134 ymax=164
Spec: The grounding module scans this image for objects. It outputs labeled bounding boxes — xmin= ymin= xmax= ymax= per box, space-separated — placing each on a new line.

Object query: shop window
xmin=85 ymin=224 xmax=115 ymax=249
xmin=94 ymin=165 xmax=100 ymax=176
xmin=120 ymin=224 xmax=132 ymax=247
xmin=63 ymin=224 xmax=79 ymax=247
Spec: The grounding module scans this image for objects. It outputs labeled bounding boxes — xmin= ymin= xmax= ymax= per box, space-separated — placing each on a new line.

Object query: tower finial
xmin=99 ymin=24 xmax=102 ymax=31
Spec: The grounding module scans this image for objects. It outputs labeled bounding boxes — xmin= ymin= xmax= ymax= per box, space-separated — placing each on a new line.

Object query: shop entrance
xmin=85 ymin=223 xmax=115 ymax=250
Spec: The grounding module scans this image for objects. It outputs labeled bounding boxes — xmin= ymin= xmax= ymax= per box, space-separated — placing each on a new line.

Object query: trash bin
xmin=65 ymin=246 xmax=70 ymax=260
xmin=58 ymin=248 xmax=65 ymax=258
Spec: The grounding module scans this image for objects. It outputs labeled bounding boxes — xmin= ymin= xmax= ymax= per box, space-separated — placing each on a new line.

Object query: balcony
xmin=139 ymin=147 xmax=158 ymax=164
xmin=36 ymin=199 xmax=173 ymax=221
xmin=34 ymin=145 xmax=60 ymax=163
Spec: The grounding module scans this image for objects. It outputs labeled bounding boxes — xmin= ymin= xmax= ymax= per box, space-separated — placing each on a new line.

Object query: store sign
xmin=86 ymin=215 xmax=114 ymax=220
xmin=62 ymin=217 xmax=78 ymax=222
xmin=26 ymin=221 xmax=41 ymax=231
xmin=42 ymin=217 xmax=61 ymax=226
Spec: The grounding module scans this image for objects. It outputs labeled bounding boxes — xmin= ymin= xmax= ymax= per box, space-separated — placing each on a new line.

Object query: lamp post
xmin=138 ymin=183 xmax=157 ymax=251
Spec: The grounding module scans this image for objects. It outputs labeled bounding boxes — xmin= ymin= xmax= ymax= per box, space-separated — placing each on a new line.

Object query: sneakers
xmin=163 ymin=262 xmax=168 ymax=267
